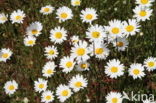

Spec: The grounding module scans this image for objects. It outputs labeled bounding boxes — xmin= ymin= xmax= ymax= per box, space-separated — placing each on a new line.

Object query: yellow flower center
xmin=27 ymin=40 xmax=35 ymax=45
xmin=8 ymin=85 xmax=15 ymax=91
xmin=112 ymin=27 xmax=120 ymax=34
xmin=92 ymin=31 xmax=100 ymax=38
xmin=126 ymin=25 xmax=134 ymax=32
xmin=0 ymin=17 xmax=7 ymax=21
xmin=112 ymin=98 xmax=118 ymax=103
xmin=80 ymin=63 xmax=88 ymax=69
xmin=76 ymin=48 xmax=85 ymax=56
xmin=61 ymin=90 xmax=69 ymax=96
xmin=38 ymin=84 xmax=44 ymax=89
xmin=141 ymin=0 xmax=149 ymax=4
xmin=74 ymin=1 xmax=80 ymax=5
xmin=133 ymin=69 xmax=140 ymax=75
xmin=60 ymin=13 xmax=68 ymax=19
xmin=2 ymin=53 xmax=9 ymax=58
xmin=55 ymin=32 xmax=62 ymax=39
xmin=95 ymin=48 xmax=104 ymax=54
xmin=66 ymin=61 xmax=73 ymax=68
xmin=45 ymin=95 xmax=52 ymax=100
xmin=75 ymin=81 xmax=82 ymax=88
xmin=116 ymin=42 xmax=124 ymax=47
xmin=48 ymin=50 xmax=55 ymax=55
xmin=44 ymin=8 xmax=50 ymax=12
xmin=32 ymin=29 xmax=38 ymax=35
xmin=46 ymin=69 xmax=53 ymax=74
xmin=73 ymin=40 xmax=78 ymax=43
xmin=111 ymin=67 xmax=118 ymax=73
xmin=139 ymin=11 xmax=147 ymax=17
xmin=85 ymin=14 xmax=93 ymax=20
xmin=148 ymin=62 xmax=155 ymax=67
xmin=15 ymin=15 xmax=22 ymax=20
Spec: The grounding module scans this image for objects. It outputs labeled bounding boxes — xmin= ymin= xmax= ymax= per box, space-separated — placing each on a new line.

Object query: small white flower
xmin=105 ymin=59 xmax=125 ymax=78
xmin=133 ymin=6 xmax=153 ymax=21
xmin=0 ymin=13 xmax=8 ymax=24
xmin=56 ymin=84 xmax=72 ymax=102
xmin=136 ymin=0 xmax=154 ymax=7
xmin=41 ymin=90 xmax=54 ymax=103
xmin=34 ymin=78 xmax=48 ymax=93
xmin=129 ymin=63 xmax=145 ymax=79
xmin=71 ymin=40 xmax=90 ymax=63
xmin=50 ymin=26 xmax=67 ymax=44
xmin=80 ymin=8 xmax=98 ymax=24
xmin=56 ymin=6 xmax=73 ymax=22
xmin=76 ymin=61 xmax=90 ymax=71
xmin=42 ymin=61 xmax=56 ymax=78
xmin=10 ymin=9 xmax=26 ymax=23
xmin=0 ymin=48 xmax=13 ymax=62
xmin=4 ymin=80 xmax=18 ymax=95
xmin=144 ymin=57 xmax=156 ymax=71
xmin=89 ymin=42 xmax=110 ymax=60
xmin=44 ymin=46 xmax=58 ymax=60
xmin=26 ymin=21 xmax=43 ymax=37
xmin=105 ymin=19 xmax=124 ymax=38
xmin=106 ymin=92 xmax=123 ymax=103
xmin=40 ymin=5 xmax=54 ymax=15
xmin=70 ymin=35 xmax=80 ymax=45
xmin=24 ymin=36 xmax=36 ymax=46
xmin=71 ymin=0 xmax=81 ymax=6
xmin=86 ymin=24 xmax=106 ymax=42
xmin=60 ymin=56 xmax=76 ymax=73
xmin=112 ymin=37 xmax=129 ymax=51
xmin=69 ymin=74 xmax=88 ymax=92
xmin=123 ymin=19 xmax=140 ymax=36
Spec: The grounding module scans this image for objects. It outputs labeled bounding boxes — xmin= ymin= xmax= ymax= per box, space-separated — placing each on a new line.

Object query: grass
xmin=0 ymin=0 xmax=156 ymax=103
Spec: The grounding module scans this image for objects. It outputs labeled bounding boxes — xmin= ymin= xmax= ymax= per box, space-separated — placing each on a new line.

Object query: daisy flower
xmin=40 ymin=5 xmax=54 ymax=15
xmin=71 ymin=0 xmax=81 ymax=6
xmin=70 ymin=35 xmax=80 ymax=45
xmin=56 ymin=84 xmax=72 ymax=102
xmin=4 ymin=80 xmax=18 ymax=95
xmin=34 ymin=78 xmax=48 ymax=93
xmin=69 ymin=74 xmax=88 ymax=92
xmin=105 ymin=19 xmax=124 ymax=38
xmin=76 ymin=61 xmax=90 ymax=71
xmin=56 ymin=6 xmax=73 ymax=22
xmin=80 ymin=8 xmax=98 ymax=24
xmin=10 ymin=9 xmax=26 ymax=24
xmin=60 ymin=56 xmax=76 ymax=73
xmin=105 ymin=59 xmax=125 ymax=78
xmin=24 ymin=36 xmax=36 ymax=46
xmin=0 ymin=48 xmax=12 ymax=62
xmin=106 ymin=92 xmax=123 ymax=103
xmin=71 ymin=40 xmax=90 ymax=63
xmin=41 ymin=90 xmax=54 ymax=103
xmin=44 ymin=46 xmax=58 ymax=60
xmin=123 ymin=19 xmax=140 ymax=36
xmin=0 ymin=13 xmax=8 ymax=24
xmin=89 ymin=42 xmax=110 ymax=59
xmin=42 ymin=61 xmax=56 ymax=78
xmin=129 ymin=63 xmax=145 ymax=79
xmin=26 ymin=21 xmax=43 ymax=37
xmin=133 ymin=6 xmax=153 ymax=21
xmin=86 ymin=24 xmax=106 ymax=42
xmin=50 ymin=26 xmax=67 ymax=44
xmin=144 ymin=57 xmax=156 ymax=71
xmin=112 ymin=37 xmax=129 ymax=51
xmin=136 ymin=0 xmax=154 ymax=7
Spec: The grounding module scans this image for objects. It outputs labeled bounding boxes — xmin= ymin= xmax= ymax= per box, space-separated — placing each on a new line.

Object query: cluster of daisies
xmin=1 ymin=0 xmax=156 ymax=102
xmin=33 ymin=74 xmax=87 ymax=102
